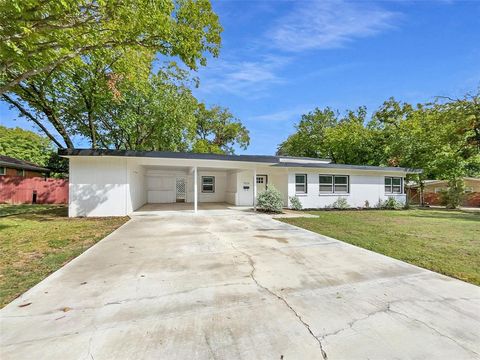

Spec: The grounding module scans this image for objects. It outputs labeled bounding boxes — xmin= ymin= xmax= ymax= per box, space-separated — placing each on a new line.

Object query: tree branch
xmin=1 ymin=94 xmax=64 ymax=148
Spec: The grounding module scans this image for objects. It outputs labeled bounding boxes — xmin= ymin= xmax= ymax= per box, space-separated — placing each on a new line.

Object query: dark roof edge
xmin=0 ymin=159 xmax=50 ymax=172
xmin=58 ymin=148 xmax=279 ymax=163
xmin=274 ymin=162 xmax=422 ymax=173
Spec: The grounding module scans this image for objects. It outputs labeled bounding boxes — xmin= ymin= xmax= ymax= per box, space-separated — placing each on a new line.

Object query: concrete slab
xmin=1 ymin=209 xmax=479 ymax=359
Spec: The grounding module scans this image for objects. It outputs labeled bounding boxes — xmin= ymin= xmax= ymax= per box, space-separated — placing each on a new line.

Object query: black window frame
xmin=201 ymin=176 xmax=215 ymax=193
xmin=319 ymin=175 xmax=350 ymax=194
xmin=385 ymin=176 xmax=403 ymax=194
xmin=295 ymin=174 xmax=308 ymax=194
xmin=0 ymin=167 xmax=5 ymax=175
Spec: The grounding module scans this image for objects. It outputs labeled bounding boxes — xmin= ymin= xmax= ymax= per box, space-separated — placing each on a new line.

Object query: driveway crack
xmin=231 ymin=243 xmax=328 ymax=360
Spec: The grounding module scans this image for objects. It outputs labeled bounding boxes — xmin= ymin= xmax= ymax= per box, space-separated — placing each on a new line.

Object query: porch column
xmin=194 ymin=166 xmax=198 ymax=214
xmin=253 ymin=168 xmax=257 ymax=211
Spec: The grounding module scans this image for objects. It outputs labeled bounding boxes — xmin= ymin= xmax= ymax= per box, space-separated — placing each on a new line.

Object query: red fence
xmin=0 ymin=176 xmax=68 ymax=204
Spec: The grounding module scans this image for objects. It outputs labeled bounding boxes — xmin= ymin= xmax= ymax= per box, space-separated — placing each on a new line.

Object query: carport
xmin=140 ymin=164 xmax=262 ymax=213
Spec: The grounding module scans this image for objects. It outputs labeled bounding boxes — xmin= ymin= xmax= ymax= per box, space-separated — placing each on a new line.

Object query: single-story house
xmin=0 ymin=155 xmax=50 ymax=178
xmin=60 ymin=149 xmax=422 ymax=217
xmin=407 ymin=177 xmax=480 ymax=207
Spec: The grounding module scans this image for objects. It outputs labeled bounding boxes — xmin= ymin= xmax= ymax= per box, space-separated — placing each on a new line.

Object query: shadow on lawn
xmin=411 ymin=208 xmax=480 ymax=222
xmin=0 ymin=206 xmax=68 ymax=220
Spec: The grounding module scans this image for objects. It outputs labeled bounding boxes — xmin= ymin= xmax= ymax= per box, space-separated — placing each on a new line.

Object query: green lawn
xmin=280 ymin=209 xmax=480 ymax=285
xmin=0 ymin=205 xmax=128 ymax=307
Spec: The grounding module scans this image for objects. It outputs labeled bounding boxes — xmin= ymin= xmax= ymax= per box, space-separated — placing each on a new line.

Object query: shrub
xmin=256 ymin=185 xmax=283 ymax=213
xmin=364 ymin=200 xmax=370 ymax=209
xmin=289 ymin=196 xmax=303 ymax=210
xmin=383 ymin=197 xmax=403 ymax=209
xmin=439 ymin=179 xmax=465 ymax=209
xmin=375 ymin=198 xmax=384 ymax=209
xmin=329 ymin=197 xmax=350 ymax=209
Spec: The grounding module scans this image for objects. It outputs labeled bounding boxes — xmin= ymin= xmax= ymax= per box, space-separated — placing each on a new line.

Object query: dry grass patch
xmin=0 ymin=205 xmax=128 ymax=307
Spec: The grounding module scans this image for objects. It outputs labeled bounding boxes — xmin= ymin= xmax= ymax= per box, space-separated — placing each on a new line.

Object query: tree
xmin=193 ymin=104 xmax=250 ymax=154
xmin=276 ymin=107 xmax=338 ymax=158
xmin=0 ymin=0 xmax=222 ymax=94
xmin=0 ymin=125 xmax=53 ymax=166
xmin=277 ymin=90 xmax=480 ymax=190
xmin=323 ymin=107 xmax=379 ymax=165
xmin=93 ymin=63 xmax=200 ymax=151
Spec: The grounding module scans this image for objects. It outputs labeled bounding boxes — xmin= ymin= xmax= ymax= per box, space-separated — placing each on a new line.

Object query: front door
xmin=175 ymin=177 xmax=186 ymax=202
xmin=256 ymin=175 xmax=268 ymax=193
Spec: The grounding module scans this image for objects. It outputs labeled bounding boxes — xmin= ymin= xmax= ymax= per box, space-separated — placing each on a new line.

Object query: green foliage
xmin=439 ymin=179 xmax=465 ymax=209
xmin=278 ymin=90 xmax=480 ymax=184
xmin=289 ymin=196 xmax=303 ymax=210
xmin=277 ymin=107 xmax=337 ymax=158
xmin=193 ymin=104 xmax=250 ymax=154
xmin=0 ymin=0 xmax=244 ymax=154
xmin=328 ymin=197 xmax=350 ymax=209
xmin=0 ymin=0 xmax=222 ymax=94
xmin=256 ymin=186 xmax=284 ymax=213
xmin=381 ymin=197 xmax=404 ymax=210
xmin=0 ymin=126 xmax=53 ymax=166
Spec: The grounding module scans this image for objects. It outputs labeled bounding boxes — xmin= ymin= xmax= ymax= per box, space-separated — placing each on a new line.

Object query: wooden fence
xmin=0 ymin=176 xmax=68 ymax=204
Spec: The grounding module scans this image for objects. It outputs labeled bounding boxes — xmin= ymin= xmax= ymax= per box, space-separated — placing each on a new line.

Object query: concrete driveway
xmin=1 ymin=209 xmax=479 ymax=360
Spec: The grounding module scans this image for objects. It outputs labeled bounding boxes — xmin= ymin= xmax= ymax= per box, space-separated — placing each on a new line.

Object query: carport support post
xmin=253 ymin=168 xmax=257 ymax=211
xmin=194 ymin=166 xmax=198 ymax=214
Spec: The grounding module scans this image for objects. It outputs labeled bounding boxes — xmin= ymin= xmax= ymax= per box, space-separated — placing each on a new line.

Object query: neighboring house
xmin=407 ymin=178 xmax=480 ymax=207
xmin=60 ymin=149 xmax=421 ymax=217
xmin=0 ymin=155 xmax=68 ymax=204
xmin=0 ymin=155 xmax=50 ymax=178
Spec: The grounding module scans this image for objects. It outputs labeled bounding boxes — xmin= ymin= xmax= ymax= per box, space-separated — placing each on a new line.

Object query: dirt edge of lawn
xmin=0 ymin=205 xmax=129 ymax=307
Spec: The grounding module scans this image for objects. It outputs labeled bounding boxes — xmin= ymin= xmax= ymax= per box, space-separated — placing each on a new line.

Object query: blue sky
xmin=1 ymin=0 xmax=479 ymax=155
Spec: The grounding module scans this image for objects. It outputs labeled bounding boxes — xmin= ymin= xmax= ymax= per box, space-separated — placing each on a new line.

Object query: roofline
xmin=278 ymin=155 xmax=331 ymax=162
xmin=58 ymin=149 xmax=279 ymax=164
xmin=58 ymin=149 xmax=423 ymax=174
xmin=0 ymin=160 xmax=50 ymax=173
xmin=273 ymin=162 xmax=422 ymax=174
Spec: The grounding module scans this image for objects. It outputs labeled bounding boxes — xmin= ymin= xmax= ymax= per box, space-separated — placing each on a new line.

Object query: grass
xmin=279 ymin=209 xmax=480 ymax=285
xmin=0 ymin=204 xmax=128 ymax=307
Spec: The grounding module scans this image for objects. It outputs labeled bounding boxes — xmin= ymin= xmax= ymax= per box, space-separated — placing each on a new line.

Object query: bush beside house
xmin=257 ymin=186 xmax=283 ymax=213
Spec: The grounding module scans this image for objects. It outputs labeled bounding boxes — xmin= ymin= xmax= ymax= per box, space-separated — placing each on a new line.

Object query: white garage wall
xmin=146 ymin=169 xmax=187 ymax=203
xmin=287 ymin=170 xmax=407 ymax=208
xmin=225 ymin=171 xmax=237 ymax=204
xmin=69 ymin=157 xmax=128 ymax=217
xmin=126 ymin=159 xmax=146 ymax=212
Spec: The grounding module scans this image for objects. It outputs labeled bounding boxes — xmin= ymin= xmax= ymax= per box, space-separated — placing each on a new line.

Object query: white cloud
xmin=196 ymin=55 xmax=291 ymax=98
xmin=250 ymin=105 xmax=313 ymax=122
xmin=268 ymin=0 xmax=398 ymax=52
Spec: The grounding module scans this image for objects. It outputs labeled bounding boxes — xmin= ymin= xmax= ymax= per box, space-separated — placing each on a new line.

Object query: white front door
xmin=256 ymin=175 xmax=267 ymax=193
xmin=176 ymin=177 xmax=186 ymax=202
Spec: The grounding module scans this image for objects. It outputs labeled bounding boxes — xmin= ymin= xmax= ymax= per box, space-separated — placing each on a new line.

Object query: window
xmin=16 ymin=169 xmax=25 ymax=177
xmin=334 ymin=175 xmax=349 ymax=194
xmin=0 ymin=167 xmax=5 ymax=175
xmin=295 ymin=174 xmax=307 ymax=194
xmin=319 ymin=175 xmax=349 ymax=194
xmin=319 ymin=175 xmax=333 ymax=193
xmin=201 ymin=176 xmax=215 ymax=193
xmin=256 ymin=177 xmax=264 ymax=184
xmin=385 ymin=177 xmax=402 ymax=194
